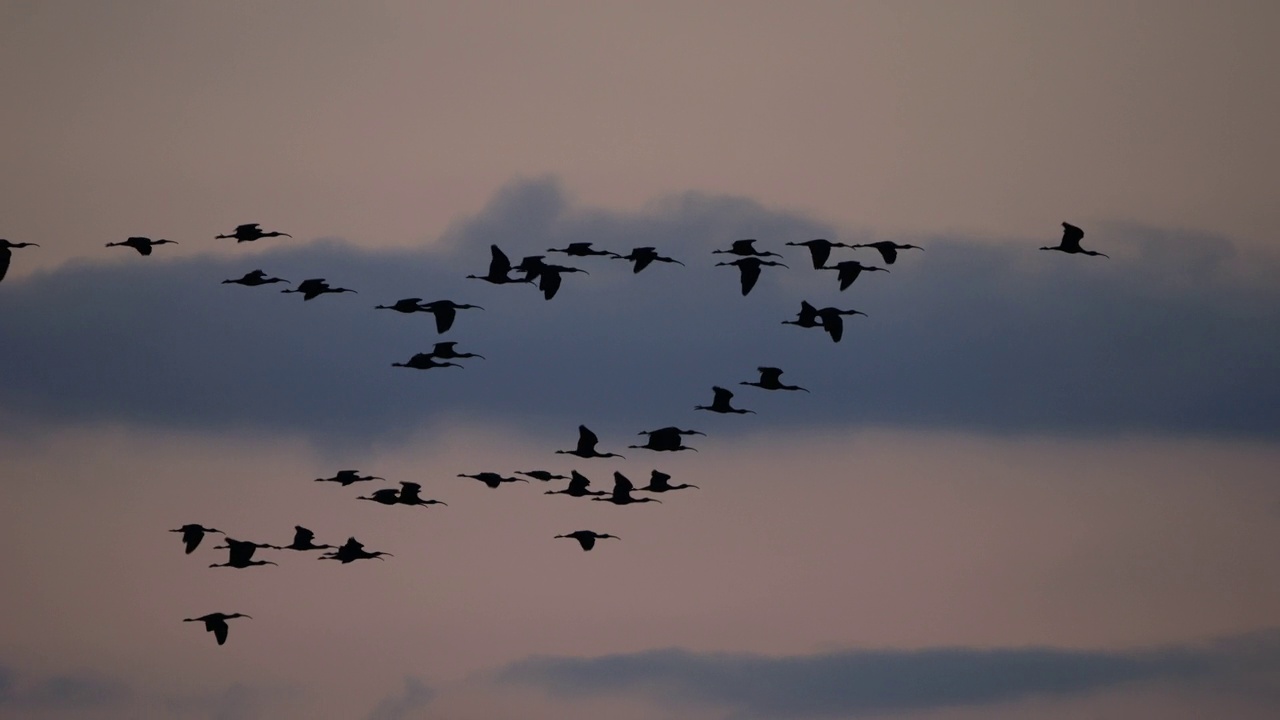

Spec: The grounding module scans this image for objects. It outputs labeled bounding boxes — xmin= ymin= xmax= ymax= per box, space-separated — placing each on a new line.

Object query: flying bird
xmin=782 ymin=302 xmax=865 ymax=343
xmin=391 ymin=353 xmax=463 ymax=370
xmin=184 ymin=613 xmax=251 ymax=646
xmin=741 ymin=366 xmax=808 ymax=392
xmin=616 ymin=246 xmax=684 ymax=273
xmin=209 ymin=538 xmax=280 ymax=569
xmin=822 ymin=260 xmax=888 ymax=291
xmin=315 ymin=470 xmax=384 ymax=486
xmin=695 ymin=386 xmax=755 ymax=415
xmin=281 ymin=278 xmax=355 ymax=300
xmin=630 ymin=427 xmax=704 ymax=452
xmin=548 ymin=242 xmax=620 ymax=258
xmin=319 ymin=537 xmax=392 ymax=563
xmin=0 ymin=239 xmax=38 ymax=284
xmin=222 ymin=269 xmax=289 ymax=286
xmin=396 ymin=481 xmax=447 ymax=507
xmin=170 ymin=524 xmax=222 ymax=554
xmin=716 ymin=256 xmax=788 ymax=296
xmin=216 ymin=223 xmax=292 ymax=242
xmin=637 ymin=470 xmax=699 ymax=492
xmin=427 ymin=341 xmax=484 ymax=360
xmin=851 ymin=240 xmax=923 ymax=265
xmin=592 ymin=472 xmax=662 ymax=505
xmin=375 ymin=297 xmax=431 ymax=314
xmin=357 ymin=488 xmax=403 ymax=505
xmin=532 ymin=263 xmax=588 ymax=300
xmin=554 ymin=530 xmax=620 ymax=551
xmin=1041 ymin=222 xmax=1108 ymax=258
xmin=516 ymin=470 xmax=569 ymax=482
xmin=418 ymin=300 xmax=483 ymax=334
xmin=458 ymin=472 xmax=528 ymax=489
xmin=105 ymin=237 xmax=177 ymax=255
xmin=555 ymin=425 xmax=624 ymax=459
xmin=785 ymin=239 xmax=856 ymax=269
xmin=712 ymin=239 xmax=782 ymax=258
xmin=283 ymin=526 xmax=333 ymax=551
xmin=544 ymin=470 xmax=608 ymax=497
xmin=466 ymin=245 xmax=532 ymax=285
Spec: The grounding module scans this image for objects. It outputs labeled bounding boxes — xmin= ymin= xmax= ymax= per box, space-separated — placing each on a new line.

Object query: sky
xmin=1 ymin=2 xmax=1278 ymax=719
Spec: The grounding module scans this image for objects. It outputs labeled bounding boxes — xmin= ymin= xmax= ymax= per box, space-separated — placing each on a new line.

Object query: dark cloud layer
xmin=498 ymin=633 xmax=1280 ymax=718
xmin=0 ymin=664 xmax=131 ymax=710
xmin=2 ymin=177 xmax=1277 ymax=444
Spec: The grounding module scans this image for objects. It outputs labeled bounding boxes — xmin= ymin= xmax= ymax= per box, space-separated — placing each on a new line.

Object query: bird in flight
xmin=216 ymin=223 xmax=292 ymax=243
xmin=615 ymin=246 xmax=684 ymax=273
xmin=222 ymin=269 xmax=289 ymax=287
xmin=740 ymin=366 xmax=808 ymax=392
xmin=592 ymin=472 xmax=662 ymax=505
xmin=555 ymin=530 xmax=620 ymax=551
xmin=1041 ymin=222 xmax=1108 ymax=258
xmin=283 ymin=526 xmax=334 ymax=551
xmin=315 ymin=470 xmax=384 ymax=486
xmin=319 ymin=537 xmax=392 ymax=563
xmin=712 ymin=239 xmax=783 ymax=258
xmin=786 ymin=239 xmax=856 ymax=269
xmin=695 ymin=386 xmax=755 ymax=415
xmin=467 ymin=245 xmax=532 ymax=285
xmin=396 ymin=481 xmax=448 ymax=507
xmin=427 ymin=341 xmax=484 ymax=361
xmin=516 ymin=470 xmax=569 ymax=482
xmin=357 ymin=488 xmax=403 ymax=505
xmin=851 ymin=240 xmax=922 ymax=265
xmin=716 ymin=256 xmax=788 ymax=296
xmin=184 ymin=612 xmax=251 ymax=646
xmin=392 ymin=353 xmax=463 ymax=370
xmin=106 ymin=237 xmax=177 ymax=255
xmin=418 ymin=300 xmax=483 ymax=334
xmin=543 ymin=470 xmax=608 ymax=497
xmin=170 ymin=524 xmax=223 ymax=554
xmin=630 ymin=427 xmax=704 ymax=452
xmin=209 ymin=537 xmax=280 ymax=569
xmin=458 ymin=472 xmax=528 ymax=489
xmin=375 ymin=297 xmax=432 ymax=314
xmin=822 ymin=260 xmax=888 ymax=291
xmin=556 ymin=425 xmax=624 ymax=459
xmin=548 ymin=242 xmax=620 ymax=258
xmin=783 ymin=302 xmax=866 ymax=343
xmin=0 ymin=239 xmax=38 ymax=284
xmin=281 ymin=278 xmax=356 ymax=300
xmin=637 ymin=470 xmax=699 ymax=492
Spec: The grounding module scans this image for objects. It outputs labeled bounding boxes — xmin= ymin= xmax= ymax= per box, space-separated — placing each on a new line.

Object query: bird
xmin=170 ymin=524 xmax=223 ymax=554
xmin=396 ymin=481 xmax=447 ymax=507
xmin=0 ymin=239 xmax=38 ymax=284
xmin=184 ymin=613 xmax=251 ymax=646
xmin=466 ymin=245 xmax=532 ymax=285
xmin=695 ymin=386 xmax=755 ymax=415
xmin=544 ymin=470 xmax=607 ymax=497
xmin=555 ymin=530 xmax=620 ymax=551
xmin=216 ymin=223 xmax=292 ymax=243
xmin=637 ymin=470 xmax=699 ymax=492
xmin=530 ymin=263 xmax=587 ymax=300
xmin=616 ymin=246 xmax=684 ymax=273
xmin=1041 ymin=222 xmax=1108 ymax=258
xmin=592 ymin=472 xmax=662 ymax=505
xmin=283 ymin=526 xmax=333 ymax=551
xmin=105 ymin=237 xmax=177 ymax=255
xmin=319 ymin=537 xmax=392 ymax=563
xmin=357 ymin=488 xmax=402 ymax=505
xmin=781 ymin=301 xmax=822 ymax=329
xmin=458 ymin=472 xmax=528 ymax=489
xmin=851 ymin=240 xmax=923 ymax=265
xmin=782 ymin=302 xmax=866 ymax=343
xmin=548 ymin=242 xmax=620 ymax=258
xmin=209 ymin=538 xmax=280 ymax=569
xmin=555 ymin=425 xmax=624 ymax=459
xmin=822 ymin=260 xmax=888 ymax=291
xmin=222 ymin=269 xmax=289 ymax=287
xmin=281 ymin=278 xmax=356 ymax=300
xmin=427 ymin=341 xmax=485 ymax=360
xmin=786 ymin=239 xmax=856 ymax=269
xmin=630 ymin=427 xmax=704 ymax=452
xmin=516 ymin=470 xmax=569 ymax=482
xmin=712 ymin=239 xmax=783 ymax=258
xmin=740 ymin=366 xmax=808 ymax=392
xmin=315 ymin=470 xmax=384 ymax=486
xmin=391 ymin=353 xmax=463 ymax=370
xmin=375 ymin=297 xmax=431 ymax=314
xmin=418 ymin=300 xmax=483 ymax=334
xmin=716 ymin=257 xmax=788 ymax=296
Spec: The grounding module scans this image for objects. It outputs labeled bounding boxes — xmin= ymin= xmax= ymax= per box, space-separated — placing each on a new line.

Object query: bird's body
xmin=427 ymin=341 xmax=484 ymax=360
xmin=209 ymin=538 xmax=280 ymax=568
xmin=0 ymin=240 xmax=38 ymax=284
xmin=637 ymin=470 xmax=699 ymax=492
xmin=548 ymin=242 xmax=620 ymax=258
xmin=222 ymin=269 xmax=289 ymax=286
xmin=319 ymin=537 xmax=392 ymax=563
xmin=555 ymin=530 xmax=619 ymax=551
xmin=823 ymin=260 xmax=888 ymax=291
xmin=1041 ymin=222 xmax=1108 ymax=257
xmin=630 ymin=427 xmax=704 ymax=452
xmin=786 ymin=239 xmax=855 ymax=269
xmin=783 ymin=302 xmax=865 ymax=343
xmin=695 ymin=386 xmax=755 ymax=415
xmin=617 ymin=246 xmax=684 ymax=273
xmin=375 ymin=297 xmax=430 ymax=314
xmin=556 ymin=425 xmax=624 ymax=459
xmin=284 ymin=526 xmax=333 ymax=551
xmin=392 ymin=353 xmax=463 ymax=370
xmin=517 ymin=470 xmax=569 ymax=482
xmin=170 ymin=524 xmax=222 ymax=554
xmin=467 ymin=245 xmax=532 ymax=285
xmin=544 ymin=470 xmax=607 ymax=497
xmin=851 ymin=240 xmax=923 ymax=265
xmin=741 ymin=366 xmax=808 ymax=392
xmin=315 ymin=470 xmax=384 ymax=486
xmin=418 ymin=300 xmax=483 ymax=334
xmin=216 ymin=224 xmax=292 ymax=243
xmin=281 ymin=278 xmax=355 ymax=300
xmin=592 ymin=472 xmax=662 ymax=505
xmin=530 ymin=264 xmax=587 ymax=300
xmin=458 ymin=472 xmax=528 ymax=489
xmin=105 ymin=237 xmax=176 ymax=256
xmin=712 ymin=239 xmax=782 ymax=258
xmin=716 ymin=257 xmax=788 ymax=296
xmin=357 ymin=488 xmax=403 ymax=505
xmin=397 ymin=481 xmax=447 ymax=507
xmin=184 ymin=612 xmax=251 ymax=646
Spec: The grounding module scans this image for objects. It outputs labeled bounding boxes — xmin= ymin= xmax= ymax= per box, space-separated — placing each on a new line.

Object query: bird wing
xmin=237 ymin=224 xmax=261 ymax=232
xmin=577 ymin=426 xmax=599 ymax=453
xmin=211 ymin=619 xmax=229 ymax=645
xmin=822 ymin=312 xmax=845 ymax=343
xmin=631 ymin=252 xmax=655 ymax=273
xmin=294 ymin=527 xmax=315 ymax=545
xmin=712 ymin=386 xmax=734 ymax=405
xmin=739 ymin=261 xmax=762 ymax=295
xmin=579 ymin=534 xmax=596 ymax=551
xmin=182 ymin=528 xmax=203 ymax=554
xmin=1061 ymin=222 xmax=1084 ymax=250
xmin=613 ymin=471 xmax=635 ymax=494
xmin=489 ymin=245 xmax=513 ymax=275
xmin=809 ymin=243 xmax=831 ymax=269
xmin=759 ymin=367 xmax=783 ymax=384
xmin=0 ymin=249 xmax=9 ymax=283
xmin=539 ymin=270 xmax=563 ymax=300
xmin=730 ymin=239 xmax=756 ymax=253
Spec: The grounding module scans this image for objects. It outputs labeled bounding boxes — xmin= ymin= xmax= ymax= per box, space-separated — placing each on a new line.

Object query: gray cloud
xmin=497 ymin=632 xmax=1280 ymax=718
xmin=0 ymin=664 xmax=131 ymax=709
xmin=1 ymin=177 xmax=1277 ymax=445
xmin=367 ymin=676 xmax=434 ymax=720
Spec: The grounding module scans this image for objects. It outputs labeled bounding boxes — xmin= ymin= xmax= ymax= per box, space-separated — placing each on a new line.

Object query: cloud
xmin=367 ymin=676 xmax=435 ymax=720
xmin=497 ymin=632 xmax=1280 ymax=719
xmin=0 ymin=664 xmax=131 ymax=710
xmin=1 ymin=177 xmax=1277 ymax=445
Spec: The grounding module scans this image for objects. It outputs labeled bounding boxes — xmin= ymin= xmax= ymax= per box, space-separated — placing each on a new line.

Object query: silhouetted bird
xmin=467 ymin=245 xmax=532 ymax=285
xmin=517 ymin=470 xmax=569 ymax=482
xmin=391 ymin=353 xmax=463 ymax=370
xmin=1042 ymin=222 xmax=1108 ymax=258
xmin=209 ymin=538 xmax=280 ymax=569
xmin=741 ymin=366 xmax=808 ymax=392
xmin=222 ymin=269 xmax=289 ymax=286
xmin=397 ymin=481 xmax=447 ymax=507
xmin=851 ymin=240 xmax=922 ymax=265
xmin=712 ymin=239 xmax=782 ymax=258
xmin=315 ymin=470 xmax=384 ymax=486
xmin=544 ymin=470 xmax=607 ymax=497
xmin=0 ymin=239 xmax=38 ymax=284
xmin=170 ymin=524 xmax=222 ymax=554
xmin=320 ymin=537 xmax=392 ymax=563
xmin=216 ymin=223 xmax=292 ymax=243
xmin=823 ymin=260 xmax=888 ymax=291
xmin=783 ymin=303 xmax=865 ymax=343
xmin=592 ymin=472 xmax=662 ymax=505
xmin=458 ymin=472 xmax=528 ymax=489
xmin=284 ymin=526 xmax=333 ymax=551
xmin=418 ymin=300 xmax=483 ymax=334
xmin=357 ymin=488 xmax=402 ymax=505
xmin=716 ymin=257 xmax=788 ymax=296
xmin=782 ymin=301 xmax=822 ymax=329
xmin=184 ymin=612 xmax=251 ymax=646
xmin=375 ymin=297 xmax=431 ymax=313
xmin=616 ymin=246 xmax=684 ymax=273
xmin=630 ymin=427 xmax=704 ymax=452
xmin=427 ymin=341 xmax=484 ymax=360
xmin=555 ymin=530 xmax=619 ymax=551
xmin=786 ymin=239 xmax=856 ymax=269
xmin=531 ymin=263 xmax=587 ymax=300
xmin=695 ymin=386 xmax=755 ymax=415
xmin=548 ymin=242 xmax=620 ymax=258
xmin=556 ymin=425 xmax=624 ymax=459
xmin=281 ymin=278 xmax=355 ymax=300
xmin=637 ymin=470 xmax=699 ymax=492
xmin=105 ymin=237 xmax=177 ymax=255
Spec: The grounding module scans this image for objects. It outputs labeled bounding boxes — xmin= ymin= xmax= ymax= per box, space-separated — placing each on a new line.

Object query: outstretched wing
xmin=577 ymin=425 xmax=600 ymax=453
xmin=738 ymin=261 xmax=762 ymax=296
xmin=1061 ymin=222 xmax=1084 ymax=250
xmin=489 ymin=245 xmax=513 ymax=275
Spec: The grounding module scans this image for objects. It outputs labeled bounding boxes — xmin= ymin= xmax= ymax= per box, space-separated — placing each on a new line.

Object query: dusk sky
xmin=2 ymin=2 xmax=1279 ymax=719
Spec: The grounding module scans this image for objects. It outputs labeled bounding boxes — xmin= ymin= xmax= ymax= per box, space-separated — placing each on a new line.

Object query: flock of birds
xmin=1 ymin=221 xmax=1107 ymax=646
